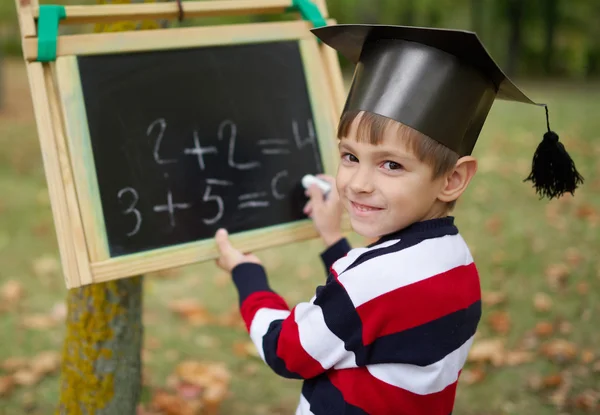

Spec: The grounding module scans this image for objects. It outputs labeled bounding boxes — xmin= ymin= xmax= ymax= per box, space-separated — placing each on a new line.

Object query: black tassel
xmin=524 ymin=106 xmax=584 ymax=199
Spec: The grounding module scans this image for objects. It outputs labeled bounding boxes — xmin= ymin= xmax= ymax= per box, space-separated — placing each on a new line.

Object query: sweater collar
xmin=369 ymin=216 xmax=457 ymax=247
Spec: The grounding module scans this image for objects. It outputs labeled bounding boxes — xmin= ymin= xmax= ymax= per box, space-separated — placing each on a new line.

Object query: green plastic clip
xmin=289 ymin=0 xmax=327 ymax=28
xmin=37 ymin=5 xmax=67 ymax=62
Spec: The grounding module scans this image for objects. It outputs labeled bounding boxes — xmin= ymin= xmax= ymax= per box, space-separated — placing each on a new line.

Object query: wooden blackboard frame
xmin=15 ymin=0 xmax=348 ymax=288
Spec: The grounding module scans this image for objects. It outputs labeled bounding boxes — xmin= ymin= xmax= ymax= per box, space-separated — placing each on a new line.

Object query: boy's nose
xmin=348 ymin=167 xmax=375 ymax=194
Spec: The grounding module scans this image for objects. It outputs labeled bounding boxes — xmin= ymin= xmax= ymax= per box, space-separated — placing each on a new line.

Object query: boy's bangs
xmin=337 ymin=110 xmax=424 ymax=150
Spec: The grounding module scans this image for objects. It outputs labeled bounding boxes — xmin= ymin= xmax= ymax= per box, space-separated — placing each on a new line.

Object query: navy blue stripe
xmin=260 ymin=319 xmax=303 ymax=379
xmin=302 ymin=376 xmax=368 ymax=415
xmin=231 ymin=263 xmax=273 ymax=305
xmin=316 ymin=275 xmax=481 ymax=366
xmin=346 ymin=226 xmax=458 ymax=274
xmin=361 ymin=300 xmax=482 ymax=366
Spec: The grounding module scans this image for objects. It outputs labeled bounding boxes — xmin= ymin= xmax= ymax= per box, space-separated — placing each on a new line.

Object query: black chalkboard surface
xmin=78 ymin=41 xmax=326 ymax=257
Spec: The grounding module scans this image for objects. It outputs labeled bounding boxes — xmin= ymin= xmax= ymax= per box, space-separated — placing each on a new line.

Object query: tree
xmin=56 ymin=2 xmax=169 ymax=414
xmin=543 ymin=0 xmax=559 ymax=75
xmin=504 ymin=0 xmax=524 ymax=76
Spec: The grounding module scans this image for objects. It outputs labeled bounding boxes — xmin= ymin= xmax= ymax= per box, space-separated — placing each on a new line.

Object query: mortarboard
xmin=311 ymin=24 xmax=583 ymax=200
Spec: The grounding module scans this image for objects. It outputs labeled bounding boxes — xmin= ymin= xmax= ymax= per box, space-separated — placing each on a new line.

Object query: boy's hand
xmin=303 ymin=174 xmax=344 ymax=247
xmin=215 ymin=229 xmax=261 ymax=272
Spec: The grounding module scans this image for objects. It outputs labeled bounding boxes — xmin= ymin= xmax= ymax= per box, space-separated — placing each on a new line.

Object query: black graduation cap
xmin=311 ymin=24 xmax=583 ymax=200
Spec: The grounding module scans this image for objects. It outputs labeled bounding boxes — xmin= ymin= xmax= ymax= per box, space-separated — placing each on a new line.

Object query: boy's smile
xmin=336 ymin=115 xmax=449 ymax=239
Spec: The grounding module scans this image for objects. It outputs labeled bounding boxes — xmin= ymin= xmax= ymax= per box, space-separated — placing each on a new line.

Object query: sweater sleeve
xmin=319 ymin=237 xmax=351 ymax=276
xmin=231 ymin=262 xmax=357 ymax=380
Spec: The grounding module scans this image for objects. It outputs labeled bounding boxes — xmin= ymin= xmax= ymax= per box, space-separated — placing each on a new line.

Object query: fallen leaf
xmin=0 ymin=376 xmax=15 ymax=397
xmin=557 ymin=319 xmax=572 ymax=335
xmin=545 ymin=264 xmax=569 ymax=290
xmin=481 ymin=291 xmax=507 ymax=307
xmin=534 ymin=321 xmax=554 ymax=337
xmin=573 ymin=390 xmax=599 ymax=412
xmin=51 ymin=302 xmax=67 ymax=321
xmin=1 ymin=280 xmax=24 ymax=305
xmin=151 ymin=390 xmax=202 ymax=415
xmin=527 ymin=374 xmax=543 ymax=391
xmin=576 ymin=203 xmax=598 ymax=222
xmin=175 ymin=361 xmax=231 ymax=389
xmin=542 ymin=374 xmax=563 ymax=388
xmin=487 ymin=311 xmax=511 ymax=334
xmin=213 ymin=272 xmax=229 ymax=288
xmin=21 ymin=314 xmax=59 ymax=330
xmin=460 ymin=367 xmax=486 ymax=385
xmin=13 ymin=369 xmax=42 ymax=386
xmin=214 ymin=307 xmax=245 ymax=329
xmin=1 ymin=357 xmax=28 ymax=373
xmin=168 ymin=300 xmax=213 ymax=326
xmin=194 ymin=335 xmax=220 ymax=349
xmin=467 ymin=338 xmax=505 ymax=366
xmin=504 ymin=351 xmax=534 ymax=366
xmin=233 ymin=341 xmax=260 ymax=358
xmin=581 ymin=349 xmax=595 ymax=364
xmin=540 ymin=339 xmax=578 ymax=363
xmin=30 ymin=351 xmax=61 ymax=376
xmin=533 ymin=292 xmax=553 ymax=312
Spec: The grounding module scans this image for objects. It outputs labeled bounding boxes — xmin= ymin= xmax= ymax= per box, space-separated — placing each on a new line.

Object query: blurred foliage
xmin=2 ymin=0 xmax=599 ymax=78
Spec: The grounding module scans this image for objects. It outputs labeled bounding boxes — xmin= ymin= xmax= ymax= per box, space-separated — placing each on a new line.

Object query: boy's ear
xmin=438 ymin=156 xmax=478 ymax=203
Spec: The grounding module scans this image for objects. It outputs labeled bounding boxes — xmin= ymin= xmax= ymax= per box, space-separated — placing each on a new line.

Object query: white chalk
xmin=302 ymin=174 xmax=331 ymax=195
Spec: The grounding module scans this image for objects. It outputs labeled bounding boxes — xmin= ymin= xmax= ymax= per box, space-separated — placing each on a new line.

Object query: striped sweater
xmin=231 ymin=217 xmax=481 ymax=415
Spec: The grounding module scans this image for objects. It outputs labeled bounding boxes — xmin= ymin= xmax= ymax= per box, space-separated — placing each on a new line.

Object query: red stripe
xmin=328 ymin=367 xmax=458 ymax=415
xmin=358 ymin=264 xmax=480 ymax=345
xmin=240 ymin=291 xmax=289 ymax=331
xmin=276 ymin=307 xmax=325 ymax=378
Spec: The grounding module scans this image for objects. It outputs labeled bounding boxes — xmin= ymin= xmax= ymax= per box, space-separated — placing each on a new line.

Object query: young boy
xmin=214 ymin=24 xmax=583 ymax=414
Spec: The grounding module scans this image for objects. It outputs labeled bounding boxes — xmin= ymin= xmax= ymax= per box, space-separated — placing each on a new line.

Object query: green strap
xmin=37 ymin=5 xmax=66 ymax=62
xmin=289 ymin=0 xmax=327 ymax=28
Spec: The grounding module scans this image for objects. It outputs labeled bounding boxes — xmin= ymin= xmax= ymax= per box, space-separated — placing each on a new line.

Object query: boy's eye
xmin=382 ymin=161 xmax=403 ymax=170
xmin=342 ymin=153 xmax=358 ymax=163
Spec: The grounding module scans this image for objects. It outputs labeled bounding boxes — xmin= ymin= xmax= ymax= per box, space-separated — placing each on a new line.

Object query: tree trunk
xmin=401 ymin=0 xmax=416 ymax=26
xmin=543 ymin=0 xmax=559 ymax=75
xmin=56 ymin=1 xmax=169 ymax=413
xmin=506 ymin=0 xmax=523 ymax=77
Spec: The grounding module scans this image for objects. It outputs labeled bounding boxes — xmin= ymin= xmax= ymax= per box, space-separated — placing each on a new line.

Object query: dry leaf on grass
xmin=32 ymin=255 xmax=60 ymax=278
xmin=503 ymin=351 xmax=534 ymax=366
xmin=484 ymin=215 xmax=503 ymax=235
xmin=151 ymin=390 xmax=202 ymax=415
xmin=1 ymin=357 xmax=28 ymax=373
xmin=581 ymin=349 xmax=595 ymax=364
xmin=0 ymin=376 xmax=15 ymax=397
xmin=545 ymin=264 xmax=570 ymax=290
xmin=542 ymin=374 xmax=564 ymax=388
xmin=540 ymin=339 xmax=578 ymax=363
xmin=214 ymin=307 xmax=245 ymax=330
xmin=467 ymin=339 xmax=505 ymax=366
xmin=565 ymin=247 xmax=584 ymax=267
xmin=21 ymin=314 xmax=60 ymax=330
xmin=30 ymin=351 xmax=61 ymax=376
xmin=572 ymin=390 xmax=600 ymax=412
xmin=533 ymin=292 xmax=553 ymax=312
xmin=233 ymin=341 xmax=260 ymax=359
xmin=487 ymin=311 xmax=511 ymax=334
xmin=1 ymin=280 xmax=24 ymax=305
xmin=13 ymin=369 xmax=42 ymax=387
xmin=460 ymin=367 xmax=486 ymax=385
xmin=168 ymin=300 xmax=213 ymax=326
xmin=534 ymin=321 xmax=554 ymax=337
xmin=481 ymin=291 xmax=507 ymax=307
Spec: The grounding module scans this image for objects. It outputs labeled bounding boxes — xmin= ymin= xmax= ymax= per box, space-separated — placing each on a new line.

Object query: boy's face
xmin=336 ymin=117 xmax=448 ymax=239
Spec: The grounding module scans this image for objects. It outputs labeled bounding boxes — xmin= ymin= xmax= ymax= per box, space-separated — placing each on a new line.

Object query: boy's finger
xmin=307 ymin=184 xmax=324 ymax=207
xmin=215 ymin=228 xmax=232 ymax=254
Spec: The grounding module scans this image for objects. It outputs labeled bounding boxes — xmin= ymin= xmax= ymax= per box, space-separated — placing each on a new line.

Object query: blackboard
xmin=77 ymin=41 xmax=326 ymax=257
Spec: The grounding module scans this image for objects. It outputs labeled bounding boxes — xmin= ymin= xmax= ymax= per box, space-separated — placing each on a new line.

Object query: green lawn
xmin=0 ymin=59 xmax=599 ymax=414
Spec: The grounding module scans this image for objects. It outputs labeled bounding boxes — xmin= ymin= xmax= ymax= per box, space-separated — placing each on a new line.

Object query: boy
xmin=214 ymin=24 xmax=583 ymax=414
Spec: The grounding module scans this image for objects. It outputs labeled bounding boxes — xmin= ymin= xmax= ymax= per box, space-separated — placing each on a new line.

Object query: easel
xmin=14 ymin=0 xmax=347 ymax=289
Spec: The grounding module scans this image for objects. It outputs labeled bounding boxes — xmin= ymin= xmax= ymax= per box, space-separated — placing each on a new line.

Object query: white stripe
xmin=249 ymin=308 xmax=290 ymax=362
xmin=295 ymin=302 xmax=357 ymax=370
xmin=295 ymin=394 xmax=314 ymax=415
xmin=367 ymin=336 xmax=475 ymax=395
xmin=331 ymin=239 xmax=400 ymax=274
xmin=338 ymin=234 xmax=473 ymax=307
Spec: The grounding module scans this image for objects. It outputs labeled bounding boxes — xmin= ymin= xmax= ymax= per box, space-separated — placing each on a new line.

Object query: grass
xmin=1 ymin=58 xmax=599 ymax=414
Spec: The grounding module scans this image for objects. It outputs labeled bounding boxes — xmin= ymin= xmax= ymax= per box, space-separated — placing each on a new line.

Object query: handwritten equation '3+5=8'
xmin=116 ymin=118 xmax=319 ymax=237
